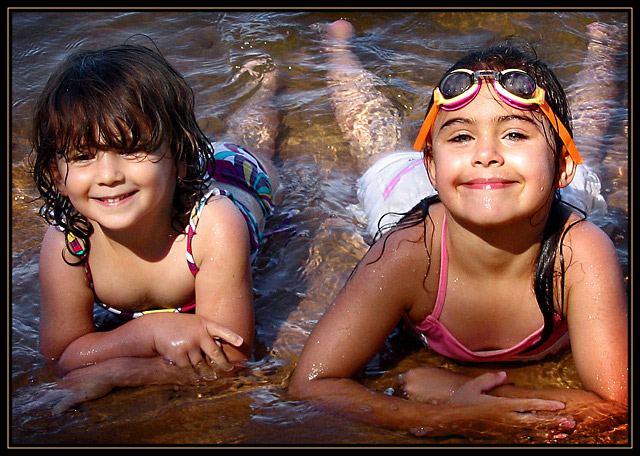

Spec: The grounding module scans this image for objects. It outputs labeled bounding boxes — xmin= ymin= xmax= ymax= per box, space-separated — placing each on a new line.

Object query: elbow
xmin=45 ymin=351 xmax=75 ymax=378
xmin=287 ymin=369 xmax=345 ymax=401
xmin=40 ymin=342 xmax=82 ymax=378
xmin=52 ymin=351 xmax=83 ymax=377
xmin=40 ymin=351 xmax=70 ymax=378
xmin=607 ymin=384 xmax=628 ymax=407
xmin=39 ymin=341 xmax=66 ymax=377
xmin=287 ymin=371 xmax=317 ymax=401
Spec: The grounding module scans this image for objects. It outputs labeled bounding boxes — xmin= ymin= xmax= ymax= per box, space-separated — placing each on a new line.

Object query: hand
xmin=39 ymin=363 xmax=123 ymax=414
xmin=149 ymin=313 xmax=244 ymax=370
xmin=409 ymin=397 xmax=575 ymax=441
xmin=399 ymin=367 xmax=575 ymax=441
xmin=448 ymin=371 xmax=516 ymax=404
xmin=409 ymin=373 xmax=574 ymax=441
xmin=397 ymin=365 xmax=463 ymax=404
xmin=46 ymin=357 xmax=206 ymax=414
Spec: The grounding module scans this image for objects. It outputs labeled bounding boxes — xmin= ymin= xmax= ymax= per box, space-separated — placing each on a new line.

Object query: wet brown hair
xmin=31 ymin=44 xmax=213 ymax=263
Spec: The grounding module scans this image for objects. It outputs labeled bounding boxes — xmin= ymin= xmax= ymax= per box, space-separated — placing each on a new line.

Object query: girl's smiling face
xmin=51 ymin=142 xmax=178 ymax=234
xmin=426 ymin=84 xmax=575 ymax=229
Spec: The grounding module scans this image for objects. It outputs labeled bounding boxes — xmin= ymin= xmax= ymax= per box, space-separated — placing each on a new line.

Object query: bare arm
xmin=39 ymin=222 xmax=244 ymax=377
xmin=48 ymin=355 xmax=224 ymax=414
xmin=564 ymin=221 xmax=628 ymax=405
xmin=191 ymin=196 xmax=256 ymax=363
xmin=37 ymin=202 xmax=249 ymax=411
xmin=288 ymin=227 xmax=571 ymax=438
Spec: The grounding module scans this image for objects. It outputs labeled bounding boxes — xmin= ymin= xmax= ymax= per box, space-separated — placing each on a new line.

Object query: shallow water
xmin=10 ymin=9 xmax=629 ymax=446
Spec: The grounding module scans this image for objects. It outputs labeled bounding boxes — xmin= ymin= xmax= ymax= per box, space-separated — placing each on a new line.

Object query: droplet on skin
xmin=308 ymin=362 xmax=324 ymax=381
xmin=410 ymin=426 xmax=433 ymax=437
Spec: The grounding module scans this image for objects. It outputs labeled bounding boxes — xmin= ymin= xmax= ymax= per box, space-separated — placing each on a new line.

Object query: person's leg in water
xmin=227 ymin=58 xmax=280 ymax=162
xmin=555 ymin=21 xmax=628 ymax=219
xmin=223 ymin=57 xmax=282 ymax=202
xmin=569 ymin=22 xmax=628 ymax=144
xmin=322 ymin=20 xmax=402 ymax=167
xmin=211 ymin=57 xmax=284 ymax=239
xmin=320 ymin=20 xmax=434 ymax=237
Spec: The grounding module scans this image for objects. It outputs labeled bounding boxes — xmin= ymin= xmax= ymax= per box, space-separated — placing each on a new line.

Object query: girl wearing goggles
xmin=290 ymin=20 xmax=627 ymax=440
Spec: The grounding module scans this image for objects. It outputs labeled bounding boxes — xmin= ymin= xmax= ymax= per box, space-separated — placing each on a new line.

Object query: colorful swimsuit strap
xmin=431 ymin=212 xmax=449 ymax=319
xmin=186 ymin=190 xmax=214 ymax=275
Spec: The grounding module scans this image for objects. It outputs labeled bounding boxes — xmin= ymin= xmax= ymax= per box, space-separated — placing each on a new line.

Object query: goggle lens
xmin=501 ymin=70 xmax=536 ymax=98
xmin=440 ymin=71 xmax=475 ymax=98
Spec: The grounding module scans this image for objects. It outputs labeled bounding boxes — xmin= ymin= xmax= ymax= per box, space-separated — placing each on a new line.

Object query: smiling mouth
xmin=461 ymin=179 xmax=517 ymax=190
xmin=94 ymin=191 xmax=136 ymax=205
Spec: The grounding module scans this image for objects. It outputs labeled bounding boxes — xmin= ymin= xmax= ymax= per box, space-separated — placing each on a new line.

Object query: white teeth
xmin=99 ymin=193 xmax=131 ymax=203
xmin=103 ymin=196 xmax=124 ymax=203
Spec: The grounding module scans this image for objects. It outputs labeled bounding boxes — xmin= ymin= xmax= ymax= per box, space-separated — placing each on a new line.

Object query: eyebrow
xmin=438 ymin=113 xmax=541 ymax=131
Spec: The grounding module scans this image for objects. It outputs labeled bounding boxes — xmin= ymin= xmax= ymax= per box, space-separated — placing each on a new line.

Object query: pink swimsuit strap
xmin=430 ymin=212 xmax=449 ymax=320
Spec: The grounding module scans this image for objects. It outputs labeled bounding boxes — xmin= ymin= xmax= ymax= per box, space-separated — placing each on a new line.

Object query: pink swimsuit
xmin=409 ymin=213 xmax=570 ymax=362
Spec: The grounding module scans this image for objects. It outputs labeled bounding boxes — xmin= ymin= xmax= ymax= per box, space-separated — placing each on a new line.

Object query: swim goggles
xmin=413 ymin=68 xmax=583 ymax=164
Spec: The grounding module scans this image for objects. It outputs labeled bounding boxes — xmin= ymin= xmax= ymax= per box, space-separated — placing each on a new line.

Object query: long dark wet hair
xmin=375 ymin=43 xmax=586 ymax=345
xmin=31 ymin=44 xmax=213 ymax=264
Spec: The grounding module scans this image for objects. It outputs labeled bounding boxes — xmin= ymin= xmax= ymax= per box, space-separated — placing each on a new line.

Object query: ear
xmin=177 ymin=161 xmax=188 ymax=180
xmin=556 ymin=146 xmax=578 ymax=189
xmin=424 ymin=148 xmax=437 ymax=189
xmin=49 ymin=163 xmax=69 ymax=197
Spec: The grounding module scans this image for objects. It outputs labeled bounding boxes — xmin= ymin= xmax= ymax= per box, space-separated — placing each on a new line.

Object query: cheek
xmin=517 ymin=151 xmax=556 ymax=191
xmin=428 ymin=152 xmax=462 ymax=188
xmin=140 ymin=161 xmax=178 ymax=194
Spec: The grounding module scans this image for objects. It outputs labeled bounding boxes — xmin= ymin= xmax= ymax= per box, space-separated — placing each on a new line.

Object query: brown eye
xmin=68 ymin=152 xmax=95 ymax=163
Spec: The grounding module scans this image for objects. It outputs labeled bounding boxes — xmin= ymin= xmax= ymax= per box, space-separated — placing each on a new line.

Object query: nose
xmin=95 ymin=152 xmax=125 ymax=186
xmin=471 ymin=137 xmax=504 ymax=167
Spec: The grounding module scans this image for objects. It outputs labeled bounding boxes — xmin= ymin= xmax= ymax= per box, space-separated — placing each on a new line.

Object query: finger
xmin=468 ymin=371 xmax=508 ymax=395
xmin=52 ymin=391 xmax=85 ymax=415
xmin=509 ymin=410 xmax=576 ymax=436
xmin=201 ymin=338 xmax=233 ymax=371
xmin=205 ymin=322 xmax=244 ymax=347
xmin=510 ymin=398 xmax=566 ymax=413
xmin=187 ymin=348 xmax=205 ymax=368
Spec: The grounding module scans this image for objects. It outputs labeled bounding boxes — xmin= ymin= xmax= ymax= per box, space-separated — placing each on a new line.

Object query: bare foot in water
xmin=326 ymin=19 xmax=356 ymax=43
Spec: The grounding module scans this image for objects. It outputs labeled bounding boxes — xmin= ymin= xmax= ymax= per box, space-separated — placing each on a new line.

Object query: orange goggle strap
xmin=412 ymin=88 xmax=583 ymax=165
xmin=412 ymin=97 xmax=440 ymax=152
xmin=538 ymin=98 xmax=583 ymax=165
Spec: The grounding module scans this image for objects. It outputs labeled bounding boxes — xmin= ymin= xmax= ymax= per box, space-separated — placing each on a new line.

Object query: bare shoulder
xmin=561 ymin=213 xmax=625 ymax=293
xmin=200 ymin=194 xmax=249 ymax=233
xmin=39 ymin=225 xmax=92 ymax=289
xmin=40 ymin=225 xmax=77 ymax=269
xmin=562 ymin=215 xmax=620 ymax=264
xmin=362 ymin=219 xmax=431 ymax=273
xmin=352 ymin=207 xmax=439 ymax=313
xmin=191 ymin=193 xmax=251 ymax=259
xmin=41 ymin=224 xmax=66 ymax=252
